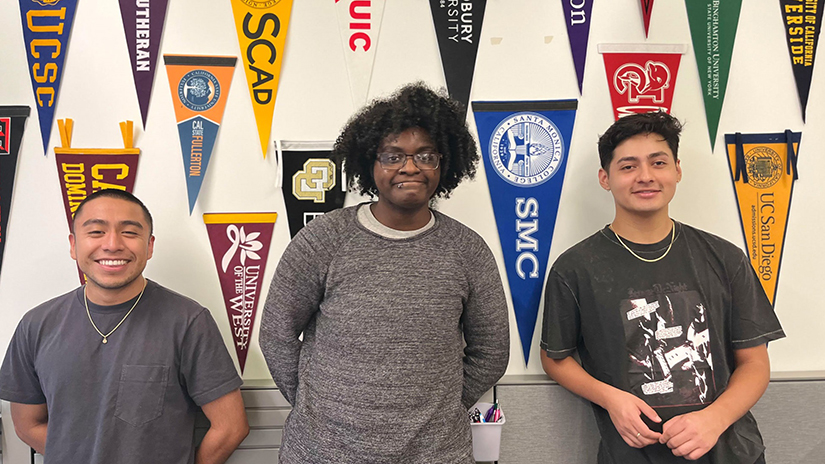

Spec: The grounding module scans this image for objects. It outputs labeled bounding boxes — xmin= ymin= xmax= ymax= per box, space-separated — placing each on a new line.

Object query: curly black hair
xmin=332 ymin=82 xmax=479 ymax=198
xmin=597 ymin=111 xmax=683 ymax=170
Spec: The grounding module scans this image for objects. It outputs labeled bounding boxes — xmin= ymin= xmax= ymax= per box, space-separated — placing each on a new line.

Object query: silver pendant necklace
xmin=612 ymin=221 xmax=676 ymax=263
xmin=84 ymin=280 xmax=147 ymax=344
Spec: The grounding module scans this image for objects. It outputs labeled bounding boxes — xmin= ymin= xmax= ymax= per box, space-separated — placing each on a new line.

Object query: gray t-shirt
xmin=260 ymin=204 xmax=510 ymax=464
xmin=0 ymin=280 xmax=243 ymax=464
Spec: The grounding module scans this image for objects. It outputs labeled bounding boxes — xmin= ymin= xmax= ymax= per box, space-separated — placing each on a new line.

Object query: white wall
xmin=0 ymin=0 xmax=822 ymax=380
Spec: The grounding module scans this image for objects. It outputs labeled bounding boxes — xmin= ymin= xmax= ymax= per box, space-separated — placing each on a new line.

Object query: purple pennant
xmin=119 ymin=0 xmax=169 ymax=127
xmin=561 ymin=0 xmax=594 ymax=94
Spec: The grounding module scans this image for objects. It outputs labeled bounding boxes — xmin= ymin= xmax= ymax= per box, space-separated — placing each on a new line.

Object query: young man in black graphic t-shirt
xmin=540 ymin=112 xmax=784 ymax=464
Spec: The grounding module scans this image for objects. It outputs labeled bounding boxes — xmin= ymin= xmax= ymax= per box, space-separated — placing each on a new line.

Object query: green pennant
xmin=685 ymin=0 xmax=742 ymax=150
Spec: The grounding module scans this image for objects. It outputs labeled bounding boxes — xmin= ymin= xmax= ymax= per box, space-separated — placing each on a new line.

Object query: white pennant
xmin=335 ymin=0 xmax=386 ymax=107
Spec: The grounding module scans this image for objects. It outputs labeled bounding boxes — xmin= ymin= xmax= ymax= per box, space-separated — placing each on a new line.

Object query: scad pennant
xmin=685 ymin=0 xmax=742 ymax=149
xmin=561 ymin=0 xmax=594 ymax=94
xmin=119 ymin=0 xmax=170 ymax=127
xmin=725 ymin=131 xmax=800 ymax=306
xmin=19 ymin=0 xmax=79 ymax=154
xmin=204 ymin=212 xmax=278 ymax=374
xmin=276 ymin=140 xmax=347 ymax=237
xmin=779 ymin=0 xmax=823 ymax=122
xmin=336 ymin=0 xmax=385 ymax=107
xmin=599 ymin=43 xmax=687 ymax=121
xmin=230 ymin=0 xmax=294 ymax=158
xmin=0 ymin=106 xmax=31 ymax=278
xmin=54 ymin=119 xmax=141 ymax=284
xmin=472 ymin=100 xmax=578 ymax=364
xmin=430 ymin=0 xmax=487 ymax=118
xmin=164 ymin=55 xmax=236 ymax=214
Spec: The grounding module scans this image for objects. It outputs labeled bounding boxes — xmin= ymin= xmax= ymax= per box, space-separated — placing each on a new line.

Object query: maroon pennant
xmin=204 ymin=212 xmax=278 ymax=374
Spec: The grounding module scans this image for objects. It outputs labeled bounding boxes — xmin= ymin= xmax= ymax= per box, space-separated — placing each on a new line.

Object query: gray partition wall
xmin=495 ymin=374 xmax=825 ymax=464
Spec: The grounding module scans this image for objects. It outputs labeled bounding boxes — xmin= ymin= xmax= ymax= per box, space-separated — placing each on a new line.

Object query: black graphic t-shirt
xmin=541 ymin=222 xmax=785 ymax=464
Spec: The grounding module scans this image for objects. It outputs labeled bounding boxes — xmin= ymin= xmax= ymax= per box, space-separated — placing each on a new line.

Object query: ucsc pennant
xmin=336 ymin=0 xmax=385 ymax=107
xmin=230 ymin=0 xmax=294 ymax=158
xmin=640 ymin=0 xmax=655 ymax=37
xmin=204 ymin=212 xmax=278 ymax=374
xmin=779 ymin=0 xmax=823 ymax=121
xmin=118 ymin=0 xmax=169 ymax=127
xmin=430 ymin=0 xmax=487 ymax=117
xmin=685 ymin=0 xmax=742 ymax=149
xmin=599 ymin=44 xmax=687 ymax=120
xmin=562 ymin=0 xmax=593 ymax=94
xmin=54 ymin=119 xmax=141 ymax=284
xmin=276 ymin=141 xmax=346 ymax=237
xmin=725 ymin=131 xmax=800 ymax=306
xmin=0 ymin=106 xmax=31 ymax=278
xmin=472 ymin=100 xmax=577 ymax=364
xmin=19 ymin=0 xmax=78 ymax=154
xmin=164 ymin=55 xmax=236 ymax=214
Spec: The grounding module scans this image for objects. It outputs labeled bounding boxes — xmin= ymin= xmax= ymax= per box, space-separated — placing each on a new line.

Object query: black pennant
xmin=779 ymin=0 xmax=823 ymax=121
xmin=0 ymin=106 xmax=31 ymax=276
xmin=429 ymin=0 xmax=487 ymax=118
xmin=278 ymin=142 xmax=346 ymax=238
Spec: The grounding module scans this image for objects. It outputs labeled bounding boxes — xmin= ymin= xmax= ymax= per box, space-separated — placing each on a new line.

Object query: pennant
xmin=472 ymin=100 xmax=578 ymax=364
xmin=640 ymin=0 xmax=655 ymax=38
xmin=19 ymin=0 xmax=79 ymax=154
xmin=276 ymin=141 xmax=346 ymax=238
xmin=118 ymin=0 xmax=169 ymax=127
xmin=598 ymin=44 xmax=687 ymax=120
xmin=204 ymin=212 xmax=277 ymax=374
xmin=430 ymin=0 xmax=487 ymax=117
xmin=335 ymin=0 xmax=385 ymax=107
xmin=779 ymin=0 xmax=823 ymax=121
xmin=164 ymin=55 xmax=236 ymax=214
xmin=685 ymin=0 xmax=742 ymax=149
xmin=0 ymin=106 xmax=31 ymax=278
xmin=561 ymin=0 xmax=594 ymax=94
xmin=725 ymin=131 xmax=800 ymax=306
xmin=54 ymin=119 xmax=141 ymax=284
xmin=230 ymin=0 xmax=294 ymax=158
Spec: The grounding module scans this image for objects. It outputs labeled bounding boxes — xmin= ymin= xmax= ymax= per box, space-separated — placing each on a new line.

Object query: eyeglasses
xmin=376 ymin=152 xmax=441 ymax=170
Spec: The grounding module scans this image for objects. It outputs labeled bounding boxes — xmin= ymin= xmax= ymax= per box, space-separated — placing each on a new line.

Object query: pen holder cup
xmin=470 ymin=402 xmax=505 ymax=462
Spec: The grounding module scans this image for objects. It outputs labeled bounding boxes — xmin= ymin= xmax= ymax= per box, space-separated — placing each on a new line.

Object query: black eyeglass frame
xmin=376 ymin=152 xmax=442 ymax=171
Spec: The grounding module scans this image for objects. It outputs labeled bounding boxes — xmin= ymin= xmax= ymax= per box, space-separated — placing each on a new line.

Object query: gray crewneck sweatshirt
xmin=260 ymin=204 xmax=509 ymax=463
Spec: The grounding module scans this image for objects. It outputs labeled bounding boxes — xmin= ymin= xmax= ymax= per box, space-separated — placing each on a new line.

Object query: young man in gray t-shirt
xmin=0 ymin=189 xmax=249 ymax=464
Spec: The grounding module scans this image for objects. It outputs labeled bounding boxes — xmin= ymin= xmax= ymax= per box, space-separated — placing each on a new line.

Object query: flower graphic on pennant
xmin=221 ymin=225 xmax=264 ymax=272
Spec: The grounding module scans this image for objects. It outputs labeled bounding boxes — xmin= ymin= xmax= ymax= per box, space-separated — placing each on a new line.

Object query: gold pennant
xmin=726 ymin=132 xmax=799 ymax=306
xmin=230 ymin=0 xmax=294 ymax=158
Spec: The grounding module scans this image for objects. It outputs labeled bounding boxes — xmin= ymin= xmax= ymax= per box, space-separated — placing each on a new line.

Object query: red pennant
xmin=640 ymin=0 xmax=655 ymax=37
xmin=598 ymin=44 xmax=686 ymax=120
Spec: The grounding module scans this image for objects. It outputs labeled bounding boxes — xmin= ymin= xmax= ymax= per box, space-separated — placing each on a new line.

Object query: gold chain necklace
xmin=612 ymin=221 xmax=676 ymax=263
xmin=84 ymin=280 xmax=147 ymax=344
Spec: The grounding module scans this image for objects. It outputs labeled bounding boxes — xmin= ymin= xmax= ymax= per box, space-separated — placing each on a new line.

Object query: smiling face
xmin=69 ymin=196 xmax=155 ymax=305
xmin=598 ymin=132 xmax=682 ymax=220
xmin=372 ymin=127 xmax=441 ymax=214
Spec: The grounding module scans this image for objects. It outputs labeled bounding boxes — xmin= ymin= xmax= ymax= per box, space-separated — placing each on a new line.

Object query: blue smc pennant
xmin=472 ymin=100 xmax=577 ymax=364
xmin=19 ymin=0 xmax=78 ymax=154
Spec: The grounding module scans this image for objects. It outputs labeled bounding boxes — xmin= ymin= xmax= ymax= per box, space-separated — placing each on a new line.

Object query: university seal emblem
xmin=745 ymin=146 xmax=782 ymax=189
xmin=177 ymin=70 xmax=221 ymax=112
xmin=489 ymin=112 xmax=564 ymax=187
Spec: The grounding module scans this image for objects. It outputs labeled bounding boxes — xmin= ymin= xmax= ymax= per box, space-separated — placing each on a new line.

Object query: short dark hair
xmin=72 ymin=189 xmax=153 ymax=235
xmin=597 ymin=112 xmax=683 ymax=170
xmin=332 ymin=82 xmax=479 ymax=198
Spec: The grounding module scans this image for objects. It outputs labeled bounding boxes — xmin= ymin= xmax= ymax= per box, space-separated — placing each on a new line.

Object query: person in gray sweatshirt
xmin=260 ymin=82 xmax=510 ymax=463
